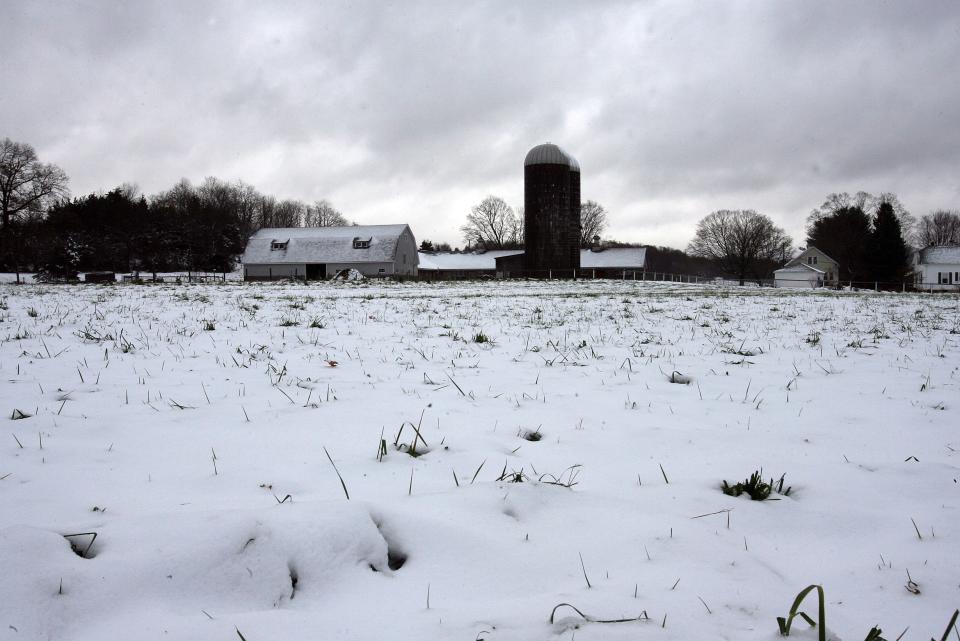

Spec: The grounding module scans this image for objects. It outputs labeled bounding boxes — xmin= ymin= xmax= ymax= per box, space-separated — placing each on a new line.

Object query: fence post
xmin=874 ymin=281 xmax=878 ymax=291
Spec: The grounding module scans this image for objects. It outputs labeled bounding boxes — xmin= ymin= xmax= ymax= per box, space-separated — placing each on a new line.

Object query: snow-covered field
xmin=1 ymin=280 xmax=957 ymax=641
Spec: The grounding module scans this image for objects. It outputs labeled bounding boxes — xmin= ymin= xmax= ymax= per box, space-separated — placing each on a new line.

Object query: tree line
xmin=1 ymin=138 xmax=350 ymax=279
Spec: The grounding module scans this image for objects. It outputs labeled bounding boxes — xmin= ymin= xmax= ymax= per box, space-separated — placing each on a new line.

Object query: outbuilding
xmin=242 ymin=225 xmax=418 ymax=280
xmin=774 ymin=263 xmax=825 ymax=289
xmin=417 ymin=247 xmax=647 ymax=279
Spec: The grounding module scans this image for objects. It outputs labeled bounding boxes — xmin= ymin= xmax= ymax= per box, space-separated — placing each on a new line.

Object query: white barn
xmin=914 ymin=245 xmax=960 ymax=291
xmin=242 ymin=225 xmax=418 ymax=280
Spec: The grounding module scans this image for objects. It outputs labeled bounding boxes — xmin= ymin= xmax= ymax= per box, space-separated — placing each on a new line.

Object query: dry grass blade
xmin=548 ymin=602 xmax=649 ymax=625
xmin=323 ymin=446 xmax=350 ymax=500
xmin=776 ymin=584 xmax=825 ymax=641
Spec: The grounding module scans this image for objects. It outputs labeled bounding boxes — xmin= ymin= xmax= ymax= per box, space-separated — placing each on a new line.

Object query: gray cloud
xmin=3 ymin=0 xmax=958 ymax=248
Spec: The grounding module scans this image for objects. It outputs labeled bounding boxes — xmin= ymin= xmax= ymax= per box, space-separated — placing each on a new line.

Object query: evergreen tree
xmin=869 ymin=199 xmax=910 ymax=285
xmin=807 ymin=205 xmax=872 ymax=282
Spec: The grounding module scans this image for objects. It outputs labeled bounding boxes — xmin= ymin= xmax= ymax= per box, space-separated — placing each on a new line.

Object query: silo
xmin=523 ymin=143 xmax=581 ymax=272
xmin=568 ymin=155 xmax=581 ymax=267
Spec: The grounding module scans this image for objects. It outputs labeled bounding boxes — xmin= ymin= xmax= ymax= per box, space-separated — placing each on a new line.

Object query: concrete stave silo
xmin=523 ymin=143 xmax=581 ymax=271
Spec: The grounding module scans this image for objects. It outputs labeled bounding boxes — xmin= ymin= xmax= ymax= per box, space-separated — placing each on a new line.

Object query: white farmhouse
xmin=914 ymin=245 xmax=960 ymax=291
xmin=242 ymin=225 xmax=418 ymax=280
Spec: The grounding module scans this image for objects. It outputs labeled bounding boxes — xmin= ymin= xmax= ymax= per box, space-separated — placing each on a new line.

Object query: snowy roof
xmin=581 ymin=247 xmax=646 ymax=268
xmin=774 ymin=263 xmax=825 ymax=274
xmin=918 ymin=245 xmax=960 ymax=265
xmin=242 ymin=225 xmax=411 ymax=265
xmin=417 ymin=250 xmax=522 ymax=271
xmin=524 ymin=143 xmax=579 ymax=170
xmin=417 ymin=247 xmax=646 ymax=271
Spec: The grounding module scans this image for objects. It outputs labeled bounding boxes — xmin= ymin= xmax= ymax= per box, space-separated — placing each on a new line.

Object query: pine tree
xmin=807 ymin=206 xmax=872 ymax=282
xmin=869 ymin=200 xmax=910 ymax=286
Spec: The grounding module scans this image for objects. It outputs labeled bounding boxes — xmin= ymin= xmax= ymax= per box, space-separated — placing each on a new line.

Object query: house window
xmin=270 ymin=240 xmax=288 ymax=251
xmin=812 ymin=256 xmax=818 ymax=265
xmin=378 ymin=268 xmax=385 ymax=273
xmin=353 ymin=238 xmax=371 ymax=249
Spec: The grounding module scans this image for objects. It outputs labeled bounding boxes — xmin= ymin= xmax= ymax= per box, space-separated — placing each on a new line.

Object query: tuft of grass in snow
xmin=722 ymin=470 xmax=791 ymax=501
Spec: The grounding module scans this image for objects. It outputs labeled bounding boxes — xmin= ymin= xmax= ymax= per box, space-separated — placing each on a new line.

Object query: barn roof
xmin=581 ymin=247 xmax=646 ymax=268
xmin=417 ymin=247 xmax=647 ymax=271
xmin=918 ymin=245 xmax=960 ymax=264
xmin=242 ymin=225 xmax=411 ymax=265
xmin=417 ymin=250 xmax=522 ymax=271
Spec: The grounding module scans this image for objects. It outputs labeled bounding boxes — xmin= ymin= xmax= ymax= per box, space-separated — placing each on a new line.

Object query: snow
xmin=1 ymin=280 xmax=958 ymax=641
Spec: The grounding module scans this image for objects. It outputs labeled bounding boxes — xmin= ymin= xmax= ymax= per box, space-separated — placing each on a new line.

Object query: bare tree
xmin=1 ymin=138 xmax=70 ymax=280
xmin=1 ymin=138 xmax=69 ymax=230
xmin=510 ymin=206 xmax=524 ymax=246
xmin=809 ymin=191 xmax=915 ymax=245
xmin=917 ymin=210 xmax=960 ymax=246
xmin=305 ymin=200 xmax=349 ymax=227
xmin=688 ymin=209 xmax=792 ymax=285
xmin=460 ymin=196 xmax=518 ymax=249
xmin=580 ymin=200 xmax=608 ymax=246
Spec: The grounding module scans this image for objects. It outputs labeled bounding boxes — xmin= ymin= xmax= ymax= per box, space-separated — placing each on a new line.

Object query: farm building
xmin=914 ymin=245 xmax=960 ymax=291
xmin=242 ymin=225 xmax=418 ymax=280
xmin=417 ymin=250 xmax=522 ymax=279
xmin=773 ymin=263 xmax=826 ymax=288
xmin=782 ymin=247 xmax=839 ymax=286
xmin=417 ymin=247 xmax=646 ymax=280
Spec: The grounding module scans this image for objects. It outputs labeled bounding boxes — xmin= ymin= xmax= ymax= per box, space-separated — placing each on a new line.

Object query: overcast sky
xmin=3 ymin=1 xmax=959 ymax=248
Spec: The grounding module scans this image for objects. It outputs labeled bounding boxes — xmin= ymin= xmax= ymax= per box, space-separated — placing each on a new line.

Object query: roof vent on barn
xmin=270 ymin=239 xmax=289 ymax=251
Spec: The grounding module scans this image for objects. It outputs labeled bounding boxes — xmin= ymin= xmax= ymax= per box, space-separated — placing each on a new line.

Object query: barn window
xmin=270 ymin=240 xmax=288 ymax=251
xmin=353 ymin=238 xmax=371 ymax=249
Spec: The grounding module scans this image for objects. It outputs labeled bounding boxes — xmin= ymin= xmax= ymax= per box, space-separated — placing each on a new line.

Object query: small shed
xmin=774 ymin=263 xmax=825 ymax=289
xmin=242 ymin=225 xmax=418 ymax=280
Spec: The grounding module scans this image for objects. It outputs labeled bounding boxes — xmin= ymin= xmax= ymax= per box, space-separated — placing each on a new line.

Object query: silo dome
xmin=524 ymin=143 xmax=578 ymax=168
